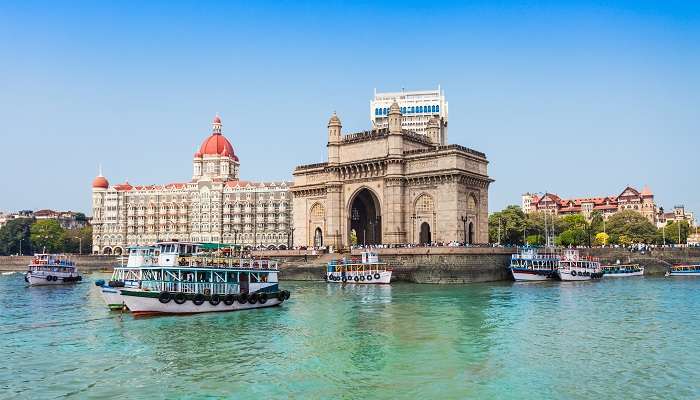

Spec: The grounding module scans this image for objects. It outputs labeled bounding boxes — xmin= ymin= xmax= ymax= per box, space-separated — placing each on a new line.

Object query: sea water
xmin=1 ymin=273 xmax=698 ymax=399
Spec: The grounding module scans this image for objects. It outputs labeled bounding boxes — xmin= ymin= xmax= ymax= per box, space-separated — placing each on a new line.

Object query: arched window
xmin=310 ymin=203 xmax=325 ymax=221
xmin=467 ymin=194 xmax=478 ymax=213
xmin=415 ymin=194 xmax=435 ymax=215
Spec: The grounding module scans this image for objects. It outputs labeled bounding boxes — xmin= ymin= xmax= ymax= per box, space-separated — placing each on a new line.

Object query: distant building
xmin=91 ymin=116 xmax=292 ymax=255
xmin=33 ymin=209 xmax=88 ymax=230
xmin=521 ymin=186 xmax=657 ymax=223
xmin=656 ymin=205 xmax=696 ymax=228
xmin=370 ymin=87 xmax=448 ymax=142
xmin=688 ymin=232 xmax=700 ymax=246
xmin=0 ymin=210 xmax=34 ymax=229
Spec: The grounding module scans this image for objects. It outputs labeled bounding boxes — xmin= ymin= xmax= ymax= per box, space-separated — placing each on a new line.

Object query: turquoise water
xmin=1 ymin=273 xmax=699 ymax=399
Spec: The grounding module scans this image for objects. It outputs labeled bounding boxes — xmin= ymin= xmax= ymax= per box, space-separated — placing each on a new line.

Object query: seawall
xmin=3 ymin=247 xmax=699 ymax=283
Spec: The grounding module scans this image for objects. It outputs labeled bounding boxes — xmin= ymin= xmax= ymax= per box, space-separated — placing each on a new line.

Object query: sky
xmin=0 ymin=1 xmax=698 ymax=216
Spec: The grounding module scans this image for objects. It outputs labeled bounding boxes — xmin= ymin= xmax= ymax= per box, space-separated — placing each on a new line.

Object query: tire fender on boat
xmin=277 ymin=291 xmax=285 ymax=301
xmin=259 ymin=292 xmax=268 ymax=304
xmin=238 ymin=293 xmax=248 ymax=304
xmin=158 ymin=291 xmax=172 ymax=304
xmin=366 ymin=275 xmax=372 ymax=281
xmin=46 ymin=275 xmax=53 ymax=281
xmin=192 ymin=293 xmax=205 ymax=306
xmin=174 ymin=292 xmax=187 ymax=304
xmin=354 ymin=276 xmax=359 ymax=282
xmin=248 ymin=293 xmax=258 ymax=304
xmin=209 ymin=294 xmax=221 ymax=306
xmin=223 ymin=294 xmax=235 ymax=305
xmin=374 ymin=273 xmax=380 ymax=280
xmin=571 ymin=270 xmax=577 ymax=277
xmin=341 ymin=277 xmax=347 ymax=283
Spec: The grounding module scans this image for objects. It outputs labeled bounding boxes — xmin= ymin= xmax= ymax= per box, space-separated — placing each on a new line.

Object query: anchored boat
xmin=556 ymin=249 xmax=603 ymax=281
xmin=509 ymin=247 xmax=560 ymax=282
xmin=602 ymin=263 xmax=644 ymax=277
xmin=117 ymin=242 xmax=289 ymax=316
xmin=25 ymin=254 xmax=83 ymax=286
xmin=326 ymin=251 xmax=392 ymax=284
xmin=665 ymin=264 xmax=700 ymax=277
xmin=95 ymin=246 xmax=158 ymax=310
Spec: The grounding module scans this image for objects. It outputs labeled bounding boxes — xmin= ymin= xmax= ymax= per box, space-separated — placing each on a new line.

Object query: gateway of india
xmin=292 ymin=88 xmax=493 ymax=248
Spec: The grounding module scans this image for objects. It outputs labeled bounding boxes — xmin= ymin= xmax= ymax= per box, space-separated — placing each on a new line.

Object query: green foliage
xmin=0 ymin=218 xmax=34 ymax=255
xmin=488 ymin=206 xmax=527 ymax=245
xmin=30 ymin=220 xmax=66 ymax=253
xmin=63 ymin=226 xmax=92 ymax=254
xmin=605 ymin=210 xmax=657 ymax=244
xmin=350 ymin=229 xmax=358 ymax=246
xmin=658 ymin=221 xmax=691 ymax=244
xmin=526 ymin=234 xmax=543 ymax=246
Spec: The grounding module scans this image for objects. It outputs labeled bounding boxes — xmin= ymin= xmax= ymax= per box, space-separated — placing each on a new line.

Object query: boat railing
xmin=141 ymin=280 xmax=240 ymax=295
xmin=178 ymin=256 xmax=279 ymax=270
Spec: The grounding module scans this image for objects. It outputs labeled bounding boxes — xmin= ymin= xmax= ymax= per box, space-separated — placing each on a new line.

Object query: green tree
xmin=606 ymin=210 xmax=657 ymax=244
xmin=658 ymin=221 xmax=691 ymax=245
xmin=63 ymin=226 xmax=92 ymax=254
xmin=0 ymin=218 xmax=34 ymax=255
xmin=30 ymin=220 xmax=66 ymax=253
xmin=589 ymin=211 xmax=605 ymax=234
xmin=489 ymin=205 xmax=527 ymax=245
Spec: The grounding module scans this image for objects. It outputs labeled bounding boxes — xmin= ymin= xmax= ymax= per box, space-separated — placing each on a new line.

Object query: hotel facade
xmin=91 ymin=116 xmax=292 ymax=255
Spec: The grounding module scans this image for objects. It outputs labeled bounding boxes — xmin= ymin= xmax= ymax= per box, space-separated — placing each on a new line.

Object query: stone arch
xmin=308 ymin=202 xmax=325 ymax=247
xmin=413 ymin=193 xmax=435 ymax=243
xmin=102 ymin=246 xmax=113 ymax=255
xmin=467 ymin=193 xmax=478 ymax=213
xmin=314 ymin=227 xmax=323 ymax=247
xmin=347 ymin=186 xmax=382 ymax=246
xmin=113 ymin=246 xmax=124 ymax=255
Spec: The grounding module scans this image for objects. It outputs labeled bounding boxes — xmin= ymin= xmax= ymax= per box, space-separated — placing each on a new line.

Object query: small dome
xmin=389 ymin=101 xmax=401 ymax=114
xmin=199 ymin=134 xmax=236 ymax=158
xmin=328 ymin=112 xmax=341 ymax=127
xmin=92 ymin=175 xmax=109 ymax=189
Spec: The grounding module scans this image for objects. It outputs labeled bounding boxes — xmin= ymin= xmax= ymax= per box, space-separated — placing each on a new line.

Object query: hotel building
xmin=370 ymin=87 xmax=448 ymax=142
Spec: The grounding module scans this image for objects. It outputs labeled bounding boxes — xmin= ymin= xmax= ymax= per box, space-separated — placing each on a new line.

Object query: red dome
xmin=92 ymin=175 xmax=109 ymax=189
xmin=199 ymin=134 xmax=237 ymax=160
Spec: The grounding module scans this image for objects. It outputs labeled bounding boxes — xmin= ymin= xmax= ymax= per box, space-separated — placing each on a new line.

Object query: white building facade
xmin=91 ymin=116 xmax=292 ymax=254
xmin=370 ymin=87 xmax=448 ymax=143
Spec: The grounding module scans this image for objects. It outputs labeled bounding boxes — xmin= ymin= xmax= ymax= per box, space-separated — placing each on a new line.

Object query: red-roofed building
xmin=521 ymin=186 xmax=658 ymax=223
xmin=91 ymin=116 xmax=292 ymax=255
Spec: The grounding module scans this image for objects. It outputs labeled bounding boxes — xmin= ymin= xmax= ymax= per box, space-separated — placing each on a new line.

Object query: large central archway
xmin=349 ymin=188 xmax=381 ymax=246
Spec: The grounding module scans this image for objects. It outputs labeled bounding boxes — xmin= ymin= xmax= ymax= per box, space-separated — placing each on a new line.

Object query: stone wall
xmin=0 ymin=255 xmax=119 ymax=271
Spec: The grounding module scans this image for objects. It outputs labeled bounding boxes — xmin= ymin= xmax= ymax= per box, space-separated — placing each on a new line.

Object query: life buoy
xmin=158 ymin=291 xmax=172 ymax=304
xmin=192 ymin=293 xmax=205 ymax=305
xmin=209 ymin=294 xmax=221 ymax=306
xmin=259 ymin=292 xmax=268 ymax=304
xmin=571 ymin=270 xmax=577 ymax=276
xmin=248 ymin=293 xmax=258 ymax=304
xmin=354 ymin=276 xmax=359 ymax=282
xmin=374 ymin=273 xmax=380 ymax=280
xmin=223 ymin=294 xmax=235 ymax=305
xmin=366 ymin=275 xmax=372 ymax=281
xmin=174 ymin=292 xmax=187 ymax=304
xmin=238 ymin=293 xmax=248 ymax=304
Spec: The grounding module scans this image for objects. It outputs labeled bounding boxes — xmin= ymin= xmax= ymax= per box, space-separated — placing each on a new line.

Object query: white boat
xmin=119 ymin=242 xmax=290 ymax=316
xmin=556 ymin=249 xmax=603 ymax=281
xmin=96 ymin=245 xmax=160 ymax=310
xmin=602 ymin=263 xmax=644 ymax=277
xmin=665 ymin=264 xmax=700 ymax=277
xmin=509 ymin=247 xmax=559 ymax=282
xmin=326 ymin=251 xmax=392 ymax=284
xmin=25 ymin=254 xmax=82 ymax=286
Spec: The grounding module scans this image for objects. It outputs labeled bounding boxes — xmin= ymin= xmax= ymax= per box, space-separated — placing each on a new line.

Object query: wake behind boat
xmin=25 ymin=254 xmax=83 ymax=286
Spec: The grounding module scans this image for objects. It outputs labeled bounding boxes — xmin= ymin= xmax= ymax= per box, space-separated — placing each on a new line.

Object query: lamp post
xmin=74 ymin=236 xmax=82 ymax=255
xmin=19 ymin=238 xmax=23 ymax=256
xmin=460 ymin=215 xmax=468 ymax=245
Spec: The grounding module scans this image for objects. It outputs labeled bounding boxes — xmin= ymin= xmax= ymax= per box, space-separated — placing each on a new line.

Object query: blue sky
xmin=0 ymin=1 xmax=698 ymax=215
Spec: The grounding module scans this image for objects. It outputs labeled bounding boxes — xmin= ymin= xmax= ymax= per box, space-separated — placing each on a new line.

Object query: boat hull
xmin=667 ymin=271 xmax=700 ymax=277
xmin=510 ymin=269 xmax=554 ymax=282
xmin=326 ymin=271 xmax=392 ymax=284
xmin=100 ymin=286 xmax=126 ymax=310
xmin=26 ymin=273 xmax=81 ymax=286
xmin=557 ymin=270 xmax=603 ymax=281
xmin=603 ymin=270 xmax=644 ymax=277
xmin=121 ymin=290 xmax=285 ymax=316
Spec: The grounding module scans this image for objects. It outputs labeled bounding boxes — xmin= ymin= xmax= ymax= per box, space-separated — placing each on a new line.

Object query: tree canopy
xmin=0 ymin=218 xmax=34 ymax=255
xmin=30 ymin=219 xmax=66 ymax=253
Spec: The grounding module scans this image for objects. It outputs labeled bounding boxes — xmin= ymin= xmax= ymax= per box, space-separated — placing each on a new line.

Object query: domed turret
xmin=92 ymin=166 xmax=109 ymax=189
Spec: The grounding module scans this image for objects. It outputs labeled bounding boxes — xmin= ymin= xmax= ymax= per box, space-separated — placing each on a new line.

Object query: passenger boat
xmin=665 ymin=264 xmax=700 ymax=277
xmin=509 ymin=247 xmax=560 ymax=282
xmin=326 ymin=251 xmax=392 ymax=284
xmin=602 ymin=263 xmax=644 ymax=277
xmin=95 ymin=246 xmax=158 ymax=310
xmin=25 ymin=254 xmax=83 ymax=286
xmin=556 ymin=249 xmax=603 ymax=281
xmin=118 ymin=242 xmax=290 ymax=316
